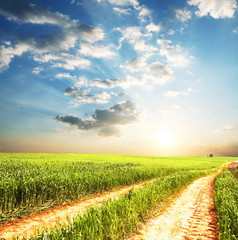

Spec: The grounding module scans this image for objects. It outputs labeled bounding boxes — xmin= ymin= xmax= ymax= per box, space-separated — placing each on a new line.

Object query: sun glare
xmin=155 ymin=131 xmax=176 ymax=148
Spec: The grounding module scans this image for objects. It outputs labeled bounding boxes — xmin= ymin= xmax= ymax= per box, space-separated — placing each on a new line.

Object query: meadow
xmin=0 ymin=153 xmax=232 ymax=239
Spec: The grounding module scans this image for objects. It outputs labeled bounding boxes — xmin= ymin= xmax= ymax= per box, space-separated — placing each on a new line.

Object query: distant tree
xmin=209 ymin=154 xmax=213 ymax=157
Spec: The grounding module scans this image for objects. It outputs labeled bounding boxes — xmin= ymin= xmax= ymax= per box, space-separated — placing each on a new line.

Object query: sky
xmin=0 ymin=0 xmax=238 ymax=157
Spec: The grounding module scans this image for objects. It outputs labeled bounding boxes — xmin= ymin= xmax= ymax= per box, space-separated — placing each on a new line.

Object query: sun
xmin=155 ymin=131 xmax=176 ymax=148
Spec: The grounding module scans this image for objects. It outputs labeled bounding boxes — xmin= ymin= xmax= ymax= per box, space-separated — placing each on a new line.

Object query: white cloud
xmin=0 ymin=0 xmax=77 ymax=27
xmin=75 ymin=76 xmax=88 ymax=86
xmin=91 ymin=76 xmax=145 ymax=89
xmin=32 ymin=67 xmax=43 ymax=75
xmin=74 ymin=26 xmax=105 ymax=43
xmin=94 ymin=60 xmax=173 ymax=88
xmin=79 ymin=43 xmax=116 ymax=59
xmin=121 ymin=55 xmax=150 ymax=72
xmin=115 ymin=26 xmax=156 ymax=52
xmin=188 ymin=0 xmax=237 ymax=19
xmin=102 ymin=0 xmax=139 ymax=6
xmin=72 ymin=91 xmax=111 ymax=106
xmin=55 ymin=100 xmax=139 ymax=136
xmin=55 ymin=73 xmax=88 ymax=86
xmin=167 ymin=29 xmax=175 ymax=35
xmin=139 ymin=6 xmax=151 ymax=16
xmin=175 ymin=8 xmax=192 ymax=22
xmin=121 ymin=56 xmax=173 ymax=85
xmin=34 ymin=53 xmax=91 ymax=70
xmin=164 ymin=88 xmax=193 ymax=97
xmin=138 ymin=6 xmax=151 ymax=22
xmin=143 ymin=62 xmax=173 ymax=84
xmin=0 ymin=43 xmax=29 ymax=71
xmin=113 ymin=7 xmax=131 ymax=15
xmin=232 ymin=27 xmax=238 ymax=33
xmin=0 ymin=0 xmax=105 ymax=72
xmin=146 ymin=23 xmax=162 ymax=32
xmin=134 ymin=40 xmax=158 ymax=52
xmin=157 ymin=39 xmax=190 ymax=66
xmin=164 ymin=90 xmax=181 ymax=97
xmin=115 ymin=26 xmax=145 ymax=46
xmin=55 ymin=73 xmax=75 ymax=80
xmin=64 ymin=85 xmax=112 ymax=106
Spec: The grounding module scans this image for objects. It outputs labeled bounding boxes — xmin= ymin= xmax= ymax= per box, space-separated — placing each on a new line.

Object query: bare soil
xmin=127 ymin=172 xmax=220 ymax=240
xmin=0 ymin=179 xmax=153 ymax=240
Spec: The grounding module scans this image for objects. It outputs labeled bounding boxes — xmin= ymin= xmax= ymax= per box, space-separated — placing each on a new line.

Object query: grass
xmin=0 ymin=153 xmax=229 ymax=224
xmin=31 ymin=169 xmax=213 ymax=240
xmin=215 ymin=170 xmax=238 ymax=240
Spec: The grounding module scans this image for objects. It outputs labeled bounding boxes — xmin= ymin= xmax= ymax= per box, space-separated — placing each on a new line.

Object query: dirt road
xmin=0 ymin=170 xmax=222 ymax=240
xmin=0 ymin=179 xmax=154 ymax=240
xmin=128 ymin=172 xmax=219 ymax=240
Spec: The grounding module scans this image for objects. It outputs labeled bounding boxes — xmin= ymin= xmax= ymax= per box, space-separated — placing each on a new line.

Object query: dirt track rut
xmin=0 ymin=179 xmax=153 ymax=240
xmin=128 ymin=173 xmax=219 ymax=240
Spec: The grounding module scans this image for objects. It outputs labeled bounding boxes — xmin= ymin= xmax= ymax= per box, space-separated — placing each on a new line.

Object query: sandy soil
xmin=127 ymin=172 xmax=220 ymax=240
xmin=0 ymin=179 xmax=154 ymax=240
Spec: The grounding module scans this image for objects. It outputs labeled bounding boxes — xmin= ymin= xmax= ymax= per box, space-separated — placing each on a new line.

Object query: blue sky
xmin=0 ymin=0 xmax=238 ymax=156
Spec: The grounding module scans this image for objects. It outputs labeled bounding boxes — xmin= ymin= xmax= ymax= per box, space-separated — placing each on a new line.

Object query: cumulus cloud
xmin=91 ymin=61 xmax=173 ymax=89
xmin=63 ymin=86 xmax=111 ymax=106
xmin=0 ymin=0 xmax=105 ymax=72
xmin=143 ymin=62 xmax=173 ymax=84
xmin=91 ymin=76 xmax=144 ymax=89
xmin=55 ymin=73 xmax=88 ymax=86
xmin=157 ymin=39 xmax=190 ymax=66
xmin=115 ymin=26 xmax=145 ymax=45
xmin=34 ymin=53 xmax=91 ymax=70
xmin=69 ymin=25 xmax=105 ymax=43
xmin=0 ymin=0 xmax=76 ymax=27
xmin=121 ymin=54 xmax=173 ymax=84
xmin=55 ymin=100 xmax=138 ymax=136
xmin=146 ymin=23 xmax=162 ymax=32
xmin=55 ymin=73 xmax=76 ymax=81
xmin=79 ymin=43 xmax=116 ymax=59
xmin=121 ymin=55 xmax=150 ymax=72
xmin=115 ymin=26 xmax=156 ymax=52
xmin=134 ymin=40 xmax=158 ymax=52
xmin=0 ymin=0 xmax=104 ymax=41
xmin=188 ymin=0 xmax=237 ymax=19
xmin=175 ymin=8 xmax=192 ymax=22
xmin=138 ymin=6 xmax=151 ymax=22
xmin=0 ymin=43 xmax=29 ymax=71
xmin=91 ymin=78 xmax=121 ymax=89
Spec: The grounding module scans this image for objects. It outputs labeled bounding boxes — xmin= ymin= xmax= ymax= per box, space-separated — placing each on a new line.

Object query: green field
xmin=33 ymin=169 xmax=214 ymax=240
xmin=215 ymin=169 xmax=238 ymax=240
xmin=0 ymin=153 xmax=227 ymax=223
xmin=0 ymin=153 xmax=235 ymax=239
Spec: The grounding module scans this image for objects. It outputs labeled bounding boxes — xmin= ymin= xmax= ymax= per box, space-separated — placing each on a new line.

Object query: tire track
xmin=0 ymin=179 xmax=154 ymax=240
xmin=128 ymin=172 xmax=219 ymax=240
